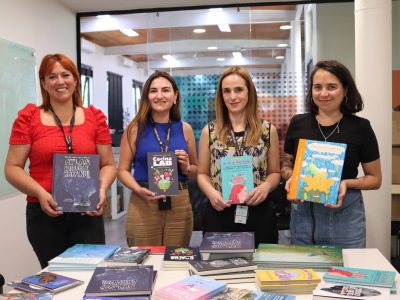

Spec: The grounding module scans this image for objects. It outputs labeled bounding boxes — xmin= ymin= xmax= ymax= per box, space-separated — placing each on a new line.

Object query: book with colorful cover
xmin=220 ymin=156 xmax=254 ymax=204
xmin=188 ymin=269 xmax=255 ymax=280
xmin=254 ymin=244 xmax=343 ymax=271
xmin=323 ymin=266 xmax=396 ymax=288
xmin=256 ymin=268 xmax=321 ymax=285
xmin=52 ymin=153 xmax=100 ymax=212
xmin=188 ymin=257 xmax=257 ymax=275
xmin=199 ymin=232 xmax=255 ymax=253
xmin=21 ymin=272 xmax=83 ymax=293
xmin=288 ymin=139 xmax=347 ymax=205
xmin=147 ymin=152 xmax=179 ymax=196
xmin=48 ymin=244 xmax=119 ymax=267
xmin=85 ymin=265 xmax=154 ymax=297
xmin=163 ymin=246 xmax=201 ymax=266
xmin=0 ymin=293 xmax=53 ymax=300
xmin=154 ymin=275 xmax=226 ymax=300
xmin=312 ymin=282 xmax=390 ymax=299
xmin=8 ymin=280 xmax=56 ymax=295
xmin=210 ymin=287 xmax=268 ymax=300
xmin=104 ymin=247 xmax=149 ymax=266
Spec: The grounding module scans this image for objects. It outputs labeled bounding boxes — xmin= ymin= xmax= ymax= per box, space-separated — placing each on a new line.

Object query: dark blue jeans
xmin=26 ymin=202 xmax=105 ymax=268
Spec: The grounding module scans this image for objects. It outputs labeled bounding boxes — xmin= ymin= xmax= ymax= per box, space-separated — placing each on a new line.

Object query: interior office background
xmin=0 ymin=0 xmax=398 ymax=286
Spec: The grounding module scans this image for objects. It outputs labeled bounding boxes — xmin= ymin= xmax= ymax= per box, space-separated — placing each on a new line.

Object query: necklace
xmin=317 ymin=121 xmax=340 ymax=142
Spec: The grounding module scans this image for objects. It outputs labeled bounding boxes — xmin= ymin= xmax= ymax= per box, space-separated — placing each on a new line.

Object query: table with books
xmin=8 ymin=247 xmax=399 ymax=300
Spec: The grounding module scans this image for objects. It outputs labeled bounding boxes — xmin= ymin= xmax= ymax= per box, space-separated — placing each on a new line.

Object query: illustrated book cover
xmin=8 ymin=280 xmax=57 ymax=295
xmin=256 ymin=268 xmax=321 ymax=285
xmin=188 ymin=257 xmax=257 ymax=275
xmin=220 ymin=156 xmax=254 ymax=204
xmin=163 ymin=246 xmax=201 ymax=265
xmin=210 ymin=287 xmax=273 ymax=300
xmin=48 ymin=244 xmax=119 ymax=266
xmin=21 ymin=272 xmax=83 ymax=293
xmin=52 ymin=153 xmax=99 ymax=212
xmin=85 ymin=265 xmax=154 ymax=297
xmin=288 ymin=139 xmax=347 ymax=205
xmin=105 ymin=247 xmax=150 ymax=266
xmin=147 ymin=151 xmax=179 ymax=196
xmin=154 ymin=274 xmax=226 ymax=300
xmin=323 ymin=266 xmax=396 ymax=288
xmin=199 ymin=232 xmax=255 ymax=253
xmin=313 ymin=282 xmax=390 ymax=299
xmin=133 ymin=245 xmax=166 ymax=255
xmin=0 ymin=293 xmax=53 ymax=300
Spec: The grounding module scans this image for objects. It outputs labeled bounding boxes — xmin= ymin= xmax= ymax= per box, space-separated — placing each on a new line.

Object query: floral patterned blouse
xmin=208 ymin=120 xmax=271 ymax=191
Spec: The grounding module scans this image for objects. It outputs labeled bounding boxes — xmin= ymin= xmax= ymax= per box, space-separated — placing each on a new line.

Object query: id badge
xmin=234 ymin=205 xmax=248 ymax=224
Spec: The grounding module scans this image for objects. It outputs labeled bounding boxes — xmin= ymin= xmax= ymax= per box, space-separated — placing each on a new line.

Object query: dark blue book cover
xmin=147 ymin=152 xmax=179 ymax=196
xmin=199 ymin=232 xmax=255 ymax=253
xmin=52 ymin=153 xmax=99 ymax=212
xmin=85 ymin=266 xmax=154 ymax=296
xmin=21 ymin=272 xmax=83 ymax=292
xmin=105 ymin=247 xmax=150 ymax=266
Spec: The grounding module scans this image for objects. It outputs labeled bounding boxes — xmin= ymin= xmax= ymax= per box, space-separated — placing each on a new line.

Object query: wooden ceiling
xmin=80 ymin=5 xmax=302 ymax=73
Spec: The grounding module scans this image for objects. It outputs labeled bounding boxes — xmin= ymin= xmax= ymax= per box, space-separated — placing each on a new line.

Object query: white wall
xmin=81 ymin=40 xmax=147 ymax=123
xmin=394 ymin=1 xmax=400 ymax=69
xmin=0 ymin=0 xmax=76 ymax=289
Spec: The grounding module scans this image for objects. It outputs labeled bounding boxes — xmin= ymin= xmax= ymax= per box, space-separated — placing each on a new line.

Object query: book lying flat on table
xmin=133 ymin=245 xmax=166 ymax=255
xmin=147 ymin=152 xmax=179 ymax=196
xmin=154 ymin=275 xmax=226 ymax=300
xmin=52 ymin=153 xmax=100 ymax=212
xmin=210 ymin=287 xmax=295 ymax=300
xmin=288 ymin=139 xmax=347 ymax=205
xmin=220 ymin=156 xmax=254 ymax=204
xmin=0 ymin=293 xmax=53 ymax=300
xmin=199 ymin=232 xmax=255 ymax=253
xmin=256 ymin=268 xmax=321 ymax=285
xmin=104 ymin=247 xmax=150 ymax=266
xmin=188 ymin=257 xmax=256 ymax=275
xmin=323 ymin=266 xmax=396 ymax=288
xmin=85 ymin=265 xmax=154 ymax=297
xmin=163 ymin=246 xmax=201 ymax=268
xmin=20 ymin=272 xmax=83 ymax=293
xmin=312 ymin=282 xmax=390 ymax=300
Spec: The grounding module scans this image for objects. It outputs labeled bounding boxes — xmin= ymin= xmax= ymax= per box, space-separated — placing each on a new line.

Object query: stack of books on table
xmin=0 ymin=292 xmax=53 ymax=299
xmin=104 ymin=247 xmax=150 ymax=266
xmin=256 ymin=268 xmax=321 ymax=294
xmin=48 ymin=244 xmax=119 ymax=271
xmin=210 ymin=287 xmax=295 ymax=300
xmin=312 ymin=266 xmax=397 ymax=299
xmin=154 ymin=274 xmax=226 ymax=300
xmin=253 ymin=244 xmax=343 ymax=272
xmin=199 ymin=232 xmax=255 ymax=260
xmin=162 ymin=246 xmax=201 ymax=270
xmin=84 ymin=265 xmax=155 ymax=298
xmin=188 ymin=257 xmax=257 ymax=284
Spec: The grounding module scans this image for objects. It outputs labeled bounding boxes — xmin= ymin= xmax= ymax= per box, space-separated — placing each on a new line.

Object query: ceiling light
xmin=120 ymin=29 xmax=139 ymax=37
xmin=277 ymin=43 xmax=288 ymax=48
xmin=193 ymin=28 xmax=206 ymax=34
xmin=216 ymin=58 xmax=225 ymax=61
xmin=280 ymin=25 xmax=292 ymax=30
xmin=218 ymin=24 xmax=231 ymax=32
xmin=275 ymin=56 xmax=285 ymax=60
xmin=208 ymin=46 xmax=218 ymax=50
xmin=96 ymin=14 xmax=110 ymax=19
xmin=232 ymin=52 xmax=242 ymax=58
xmin=162 ymin=54 xmax=174 ymax=61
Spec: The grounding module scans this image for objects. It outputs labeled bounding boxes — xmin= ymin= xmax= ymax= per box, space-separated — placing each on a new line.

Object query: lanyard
xmin=230 ymin=130 xmax=247 ymax=156
xmin=150 ymin=117 xmax=171 ymax=152
xmin=49 ymin=105 xmax=76 ymax=153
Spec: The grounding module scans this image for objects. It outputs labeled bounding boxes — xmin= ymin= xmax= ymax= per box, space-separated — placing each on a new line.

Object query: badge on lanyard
xmin=235 ymin=205 xmax=248 ymax=224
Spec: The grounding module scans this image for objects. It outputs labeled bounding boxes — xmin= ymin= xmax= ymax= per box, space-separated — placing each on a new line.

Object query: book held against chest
xmin=288 ymin=139 xmax=347 ymax=205
xmin=220 ymin=156 xmax=254 ymax=204
xmin=147 ymin=152 xmax=179 ymax=196
xmin=52 ymin=153 xmax=100 ymax=212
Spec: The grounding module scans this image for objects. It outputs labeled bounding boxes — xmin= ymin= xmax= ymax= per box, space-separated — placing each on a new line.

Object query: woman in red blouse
xmin=4 ymin=54 xmax=116 ymax=268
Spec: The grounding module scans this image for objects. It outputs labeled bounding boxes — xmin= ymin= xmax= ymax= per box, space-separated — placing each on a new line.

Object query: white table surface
xmin=14 ymin=248 xmax=400 ymax=299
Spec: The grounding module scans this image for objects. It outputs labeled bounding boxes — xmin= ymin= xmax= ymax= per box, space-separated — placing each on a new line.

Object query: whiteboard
xmin=0 ymin=38 xmax=37 ymax=199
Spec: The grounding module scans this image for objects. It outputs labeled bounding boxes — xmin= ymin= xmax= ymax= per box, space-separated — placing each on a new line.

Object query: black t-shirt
xmin=284 ymin=113 xmax=380 ymax=179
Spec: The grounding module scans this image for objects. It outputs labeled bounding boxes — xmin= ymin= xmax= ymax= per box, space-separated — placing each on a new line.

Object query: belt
xmin=138 ymin=181 xmax=188 ymax=190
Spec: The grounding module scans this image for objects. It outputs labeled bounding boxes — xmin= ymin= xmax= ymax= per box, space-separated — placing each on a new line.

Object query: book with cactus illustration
xmin=288 ymin=139 xmax=347 ymax=205
xmin=221 ymin=156 xmax=254 ymax=204
xmin=52 ymin=153 xmax=99 ymax=212
xmin=147 ymin=152 xmax=179 ymax=196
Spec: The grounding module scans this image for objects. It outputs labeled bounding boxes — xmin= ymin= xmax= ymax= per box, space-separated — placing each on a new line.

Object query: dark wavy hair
xmin=307 ymin=60 xmax=364 ymax=115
